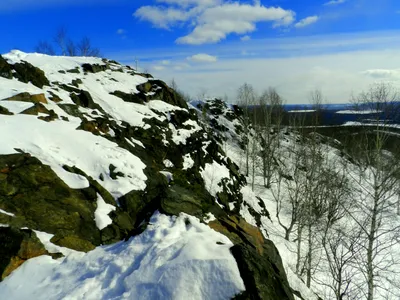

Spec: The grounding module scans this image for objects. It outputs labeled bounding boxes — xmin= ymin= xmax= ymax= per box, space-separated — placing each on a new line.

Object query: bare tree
xmin=258 ymin=87 xmax=284 ymax=188
xmin=77 ymin=37 xmax=101 ymax=57
xmin=346 ymin=83 xmax=400 ymax=300
xmin=35 ymin=40 xmax=55 ymax=55
xmin=54 ymin=26 xmax=68 ymax=56
xmin=237 ymin=83 xmax=256 ymax=176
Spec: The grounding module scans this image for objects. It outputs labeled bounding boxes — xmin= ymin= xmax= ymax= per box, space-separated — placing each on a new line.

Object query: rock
xmin=50 ymin=235 xmax=95 ymax=252
xmin=110 ymin=90 xmax=146 ymax=104
xmin=81 ymin=63 xmax=107 ymax=73
xmin=0 ymin=105 xmax=13 ymax=115
xmin=13 ymin=61 xmax=50 ymax=88
xmin=4 ymin=92 xmax=48 ymax=104
xmin=0 ymin=55 xmax=13 ymax=79
xmin=70 ymin=90 xmax=100 ymax=110
xmin=20 ymin=103 xmax=51 ymax=116
xmin=161 ymin=185 xmax=204 ymax=217
xmin=0 ymin=227 xmax=48 ymax=281
xmin=0 ymin=154 xmax=101 ymax=251
xmin=209 ymin=216 xmax=294 ymax=300
xmin=231 ymin=242 xmax=294 ymax=300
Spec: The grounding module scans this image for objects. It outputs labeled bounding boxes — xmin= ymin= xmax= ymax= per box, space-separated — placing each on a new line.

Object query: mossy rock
xmin=70 ymin=90 xmax=99 ymax=109
xmin=0 ymin=56 xmax=13 ymax=79
xmin=0 ymin=227 xmax=48 ymax=281
xmin=13 ymin=61 xmax=49 ymax=88
xmin=110 ymin=90 xmax=145 ymax=104
xmin=81 ymin=63 xmax=107 ymax=73
xmin=50 ymin=235 xmax=95 ymax=252
xmin=161 ymin=185 xmax=204 ymax=217
xmin=0 ymin=105 xmax=13 ymax=115
xmin=4 ymin=92 xmax=47 ymax=104
xmin=0 ymin=153 xmax=101 ymax=251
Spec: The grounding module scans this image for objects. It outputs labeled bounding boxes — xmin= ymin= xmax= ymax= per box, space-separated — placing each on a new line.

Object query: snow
xmin=0 ymin=212 xmax=245 ymax=300
xmin=0 ymin=100 xmax=34 ymax=114
xmin=163 ymin=159 xmax=174 ymax=168
xmin=336 ymin=109 xmax=382 ymax=114
xmin=94 ymin=195 xmax=116 ymax=230
xmin=33 ymin=230 xmax=81 ymax=257
xmin=0 ymin=209 xmax=15 ymax=217
xmin=182 ymin=154 xmax=194 ymax=170
xmin=201 ymin=161 xmax=231 ymax=197
xmin=0 ymin=115 xmax=147 ymax=198
xmin=287 ymin=110 xmax=316 ymax=113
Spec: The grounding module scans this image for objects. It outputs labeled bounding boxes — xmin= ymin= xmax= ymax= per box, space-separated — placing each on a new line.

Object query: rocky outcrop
xmin=0 ymin=227 xmax=48 ymax=280
xmin=0 ymin=53 xmax=296 ymax=300
xmin=209 ymin=216 xmax=294 ymax=300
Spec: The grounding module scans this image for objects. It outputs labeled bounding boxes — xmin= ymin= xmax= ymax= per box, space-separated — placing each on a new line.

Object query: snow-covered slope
xmin=0 ymin=52 xmax=295 ymax=299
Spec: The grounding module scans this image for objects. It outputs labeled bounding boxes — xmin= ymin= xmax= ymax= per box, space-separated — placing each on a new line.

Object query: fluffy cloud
xmin=135 ymin=1 xmax=295 ymax=44
xmin=362 ymin=69 xmax=400 ymax=79
xmin=294 ymin=16 xmax=319 ymax=28
xmin=241 ymin=35 xmax=251 ymax=41
xmin=324 ymin=0 xmax=346 ymax=6
xmin=187 ymin=53 xmax=218 ymax=63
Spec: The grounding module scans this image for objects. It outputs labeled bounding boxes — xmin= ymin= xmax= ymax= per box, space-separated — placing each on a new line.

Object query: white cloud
xmin=135 ymin=1 xmax=295 ymax=45
xmin=134 ymin=6 xmax=192 ymax=29
xmin=116 ymin=29 xmax=126 ymax=35
xmin=324 ymin=0 xmax=346 ymax=6
xmin=187 ymin=53 xmax=218 ymax=63
xmin=161 ymin=60 xmax=171 ymax=65
xmin=294 ymin=16 xmax=319 ymax=28
xmin=240 ymin=35 xmax=251 ymax=41
xmin=362 ymin=69 xmax=400 ymax=79
xmin=152 ymin=65 xmax=166 ymax=71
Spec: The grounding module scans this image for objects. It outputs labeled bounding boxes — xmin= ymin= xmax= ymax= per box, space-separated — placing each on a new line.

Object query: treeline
xmin=35 ymin=27 xmax=101 ymax=57
xmin=235 ymin=82 xmax=400 ymax=300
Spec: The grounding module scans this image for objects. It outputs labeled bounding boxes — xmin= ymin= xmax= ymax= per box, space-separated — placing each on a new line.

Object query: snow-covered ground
xmin=0 ymin=212 xmax=245 ymax=300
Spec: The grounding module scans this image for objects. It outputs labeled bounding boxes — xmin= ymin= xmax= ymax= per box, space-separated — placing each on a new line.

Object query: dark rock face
xmin=70 ymin=90 xmax=99 ymax=109
xmin=231 ymin=243 xmax=294 ymax=300
xmin=13 ymin=61 xmax=50 ymax=88
xmin=110 ymin=90 xmax=146 ymax=105
xmin=0 ymin=56 xmax=13 ymax=79
xmin=0 ymin=56 xmax=49 ymax=88
xmin=0 ymin=106 xmax=13 ymax=115
xmin=209 ymin=216 xmax=294 ymax=300
xmin=0 ymin=227 xmax=48 ymax=281
xmin=0 ymin=153 xmax=134 ymax=257
xmin=81 ymin=63 xmax=107 ymax=73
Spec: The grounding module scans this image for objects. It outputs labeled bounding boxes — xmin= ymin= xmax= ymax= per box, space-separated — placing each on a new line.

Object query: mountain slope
xmin=0 ymin=51 xmax=294 ymax=299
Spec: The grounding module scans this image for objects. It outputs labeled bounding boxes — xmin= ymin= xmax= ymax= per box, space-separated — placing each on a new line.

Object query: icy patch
xmin=0 ymin=212 xmax=245 ymax=300
xmin=94 ymin=195 xmax=116 ymax=230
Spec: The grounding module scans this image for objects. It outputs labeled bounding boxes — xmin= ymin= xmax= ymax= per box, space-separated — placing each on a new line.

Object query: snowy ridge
xmin=0 ymin=213 xmax=245 ymax=300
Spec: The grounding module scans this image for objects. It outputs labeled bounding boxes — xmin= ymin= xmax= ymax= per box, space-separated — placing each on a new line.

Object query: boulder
xmin=12 ymin=61 xmax=49 ymax=88
xmin=4 ymin=92 xmax=48 ymax=104
xmin=0 ymin=56 xmax=13 ymax=79
xmin=209 ymin=216 xmax=294 ymax=300
xmin=0 ymin=227 xmax=48 ymax=281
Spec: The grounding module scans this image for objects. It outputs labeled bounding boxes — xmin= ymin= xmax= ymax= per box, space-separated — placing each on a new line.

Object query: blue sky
xmin=1 ymin=0 xmax=400 ymax=103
